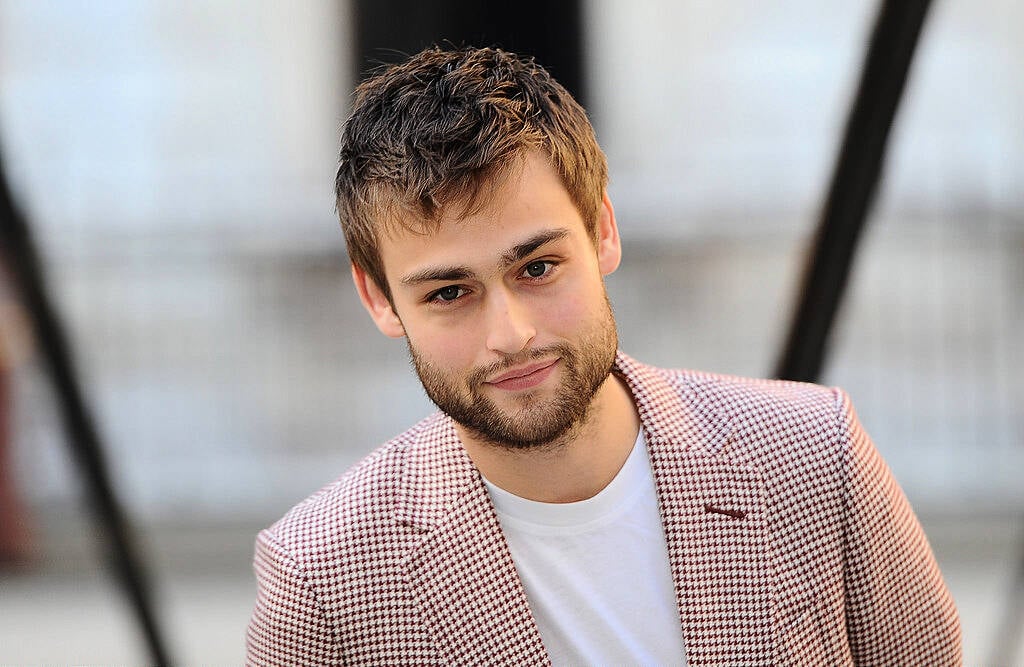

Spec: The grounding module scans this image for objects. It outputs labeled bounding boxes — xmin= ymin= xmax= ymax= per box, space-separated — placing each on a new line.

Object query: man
xmin=247 ymin=46 xmax=960 ymax=665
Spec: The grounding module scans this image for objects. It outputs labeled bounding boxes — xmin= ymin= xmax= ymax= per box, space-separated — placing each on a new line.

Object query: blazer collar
xmin=393 ymin=413 xmax=474 ymax=531
xmin=613 ymin=351 xmax=732 ymax=457
xmin=395 ymin=352 xmax=775 ymax=664
xmin=394 ymin=414 xmax=550 ymax=663
xmin=618 ymin=352 xmax=777 ymax=663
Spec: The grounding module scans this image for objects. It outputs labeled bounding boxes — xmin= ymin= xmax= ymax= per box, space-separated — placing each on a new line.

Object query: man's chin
xmin=453 ymin=401 xmax=585 ymax=451
xmin=460 ymin=423 xmax=576 ymax=451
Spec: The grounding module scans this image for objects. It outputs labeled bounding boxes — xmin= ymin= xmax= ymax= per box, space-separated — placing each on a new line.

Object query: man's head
xmin=337 ymin=47 xmax=621 ymax=450
xmin=335 ymin=46 xmax=608 ymax=304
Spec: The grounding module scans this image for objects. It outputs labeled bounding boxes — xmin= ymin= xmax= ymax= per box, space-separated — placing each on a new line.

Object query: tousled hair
xmin=335 ymin=46 xmax=608 ymax=301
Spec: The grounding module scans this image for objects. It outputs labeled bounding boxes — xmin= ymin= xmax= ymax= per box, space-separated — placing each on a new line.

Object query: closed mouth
xmin=485 ymin=359 xmax=558 ymax=385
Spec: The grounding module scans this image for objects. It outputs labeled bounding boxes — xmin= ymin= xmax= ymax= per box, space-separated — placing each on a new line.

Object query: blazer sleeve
xmin=835 ymin=387 xmax=962 ymax=665
xmin=246 ymin=527 xmax=338 ymax=666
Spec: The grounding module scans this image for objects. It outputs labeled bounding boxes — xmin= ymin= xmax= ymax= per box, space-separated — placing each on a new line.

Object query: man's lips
xmin=484 ymin=359 xmax=559 ymax=390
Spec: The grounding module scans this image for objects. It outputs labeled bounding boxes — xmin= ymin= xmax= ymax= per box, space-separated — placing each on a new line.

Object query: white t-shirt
xmin=483 ymin=433 xmax=688 ymax=666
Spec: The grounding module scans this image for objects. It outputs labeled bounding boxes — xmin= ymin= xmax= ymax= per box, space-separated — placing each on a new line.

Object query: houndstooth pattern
xmin=247 ymin=352 xmax=961 ymax=665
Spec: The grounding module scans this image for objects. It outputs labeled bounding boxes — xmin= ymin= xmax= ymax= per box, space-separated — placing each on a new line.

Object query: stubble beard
xmin=409 ymin=295 xmax=619 ymax=451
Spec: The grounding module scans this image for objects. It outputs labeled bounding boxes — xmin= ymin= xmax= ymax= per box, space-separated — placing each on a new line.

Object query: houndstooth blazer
xmin=247 ymin=352 xmax=961 ymax=665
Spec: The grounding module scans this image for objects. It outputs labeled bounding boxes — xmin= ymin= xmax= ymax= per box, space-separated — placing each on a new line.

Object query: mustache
xmin=467 ymin=344 xmax=569 ymax=386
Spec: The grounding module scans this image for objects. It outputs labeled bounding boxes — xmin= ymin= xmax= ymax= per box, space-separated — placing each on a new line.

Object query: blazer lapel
xmin=396 ymin=415 xmax=549 ymax=665
xmin=616 ymin=353 xmax=777 ymax=666
xmin=394 ymin=355 xmax=777 ymax=665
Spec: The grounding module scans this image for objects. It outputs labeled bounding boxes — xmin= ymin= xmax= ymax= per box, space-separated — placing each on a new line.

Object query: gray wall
xmin=1 ymin=0 xmax=1021 ymax=523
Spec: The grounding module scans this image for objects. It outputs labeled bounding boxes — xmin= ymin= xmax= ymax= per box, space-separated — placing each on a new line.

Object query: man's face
xmin=355 ymin=153 xmax=623 ymax=449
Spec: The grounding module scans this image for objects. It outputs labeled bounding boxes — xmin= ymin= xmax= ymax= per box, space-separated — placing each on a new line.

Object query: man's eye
xmin=523 ymin=261 xmax=551 ymax=278
xmin=432 ymin=285 xmax=464 ymax=302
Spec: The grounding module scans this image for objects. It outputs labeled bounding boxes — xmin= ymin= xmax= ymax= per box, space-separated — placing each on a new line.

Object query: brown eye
xmin=436 ymin=285 xmax=462 ymax=301
xmin=524 ymin=261 xmax=549 ymax=278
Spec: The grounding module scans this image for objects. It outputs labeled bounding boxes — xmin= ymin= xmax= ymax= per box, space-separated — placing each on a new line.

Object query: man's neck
xmin=457 ymin=373 xmax=641 ymax=503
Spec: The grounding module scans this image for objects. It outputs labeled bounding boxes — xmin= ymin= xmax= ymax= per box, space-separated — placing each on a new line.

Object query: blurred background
xmin=0 ymin=0 xmax=1021 ymax=663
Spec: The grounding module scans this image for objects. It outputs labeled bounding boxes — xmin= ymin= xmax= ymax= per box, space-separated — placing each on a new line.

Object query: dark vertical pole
xmin=774 ymin=0 xmax=932 ymax=383
xmin=353 ymin=0 xmax=585 ymax=103
xmin=0 ymin=148 xmax=173 ymax=666
xmin=773 ymin=2 xmax=1024 ymax=659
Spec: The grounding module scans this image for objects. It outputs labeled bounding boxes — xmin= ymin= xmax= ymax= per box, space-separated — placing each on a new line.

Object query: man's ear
xmin=352 ymin=264 xmax=406 ymax=338
xmin=596 ymin=192 xmax=622 ymax=276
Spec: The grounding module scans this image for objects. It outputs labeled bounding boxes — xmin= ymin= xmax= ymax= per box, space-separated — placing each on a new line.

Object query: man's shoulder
xmin=624 ymin=355 xmax=862 ymax=506
xmin=619 ymin=352 xmax=843 ymax=421
xmin=677 ymin=366 xmax=841 ymax=415
xmin=262 ymin=411 xmax=447 ymax=551
xmin=620 ymin=352 xmax=854 ymax=469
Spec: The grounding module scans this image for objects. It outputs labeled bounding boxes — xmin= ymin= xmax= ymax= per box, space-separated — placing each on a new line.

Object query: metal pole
xmin=774 ymin=0 xmax=932 ymax=383
xmin=0 ymin=147 xmax=173 ymax=666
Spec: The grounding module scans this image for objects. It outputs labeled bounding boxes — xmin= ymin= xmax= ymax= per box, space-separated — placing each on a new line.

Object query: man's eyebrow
xmin=400 ymin=265 xmax=474 ymax=286
xmin=500 ymin=228 xmax=570 ymax=267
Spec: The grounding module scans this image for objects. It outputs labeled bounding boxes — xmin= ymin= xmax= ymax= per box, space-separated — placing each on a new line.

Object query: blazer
xmin=247 ymin=352 xmax=961 ymax=665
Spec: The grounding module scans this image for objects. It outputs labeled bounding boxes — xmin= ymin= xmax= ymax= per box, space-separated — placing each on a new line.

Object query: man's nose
xmin=484 ymin=290 xmax=536 ymax=355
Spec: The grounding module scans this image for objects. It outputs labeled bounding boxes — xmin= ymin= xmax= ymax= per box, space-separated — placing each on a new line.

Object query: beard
xmin=409 ymin=295 xmax=619 ymax=450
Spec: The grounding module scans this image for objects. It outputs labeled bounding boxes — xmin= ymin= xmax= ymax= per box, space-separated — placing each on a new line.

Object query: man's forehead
xmin=378 ymin=157 xmax=531 ymax=238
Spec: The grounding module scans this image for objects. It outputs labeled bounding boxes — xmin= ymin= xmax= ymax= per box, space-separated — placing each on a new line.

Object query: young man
xmin=247 ymin=47 xmax=960 ymax=665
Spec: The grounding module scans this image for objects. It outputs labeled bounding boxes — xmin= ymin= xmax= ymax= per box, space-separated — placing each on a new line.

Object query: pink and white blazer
xmin=247 ymin=352 xmax=961 ymax=665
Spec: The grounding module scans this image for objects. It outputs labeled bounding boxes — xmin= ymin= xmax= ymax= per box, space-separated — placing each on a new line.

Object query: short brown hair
xmin=335 ymin=46 xmax=608 ymax=301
